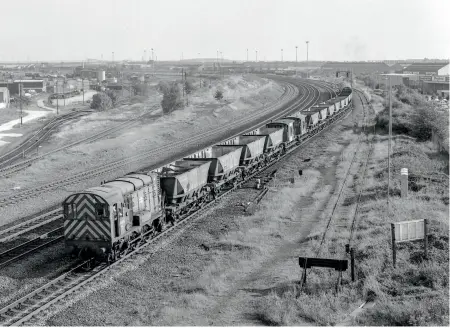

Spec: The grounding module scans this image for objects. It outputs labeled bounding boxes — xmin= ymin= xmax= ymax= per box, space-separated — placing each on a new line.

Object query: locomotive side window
xmin=65 ymin=204 xmax=74 ymax=219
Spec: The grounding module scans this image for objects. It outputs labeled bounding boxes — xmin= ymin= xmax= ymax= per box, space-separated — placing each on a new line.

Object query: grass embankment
xmin=254 ymin=85 xmax=449 ymax=326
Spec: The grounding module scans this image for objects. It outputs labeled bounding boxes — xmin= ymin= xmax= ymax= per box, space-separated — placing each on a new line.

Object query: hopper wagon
xmin=285 ymin=111 xmax=307 ymax=137
xmin=300 ymin=110 xmax=320 ymax=129
xmin=185 ymin=145 xmax=243 ymax=187
xmin=267 ymin=118 xmax=296 ymax=144
xmin=160 ymin=160 xmax=211 ymax=210
xmin=244 ymin=126 xmax=284 ymax=155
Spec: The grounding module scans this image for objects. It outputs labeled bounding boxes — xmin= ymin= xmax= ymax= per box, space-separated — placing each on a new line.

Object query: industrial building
xmin=402 ymin=62 xmax=449 ymax=96
xmin=0 ymin=87 xmax=10 ymax=109
xmin=321 ymin=62 xmax=392 ymax=75
xmin=0 ymin=80 xmax=46 ymax=95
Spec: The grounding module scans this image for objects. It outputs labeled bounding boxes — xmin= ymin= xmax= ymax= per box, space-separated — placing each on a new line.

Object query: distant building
xmin=0 ymin=80 xmax=46 ymax=95
xmin=0 ymin=87 xmax=10 ymax=109
xmin=402 ymin=62 xmax=449 ymax=95
xmin=321 ymin=62 xmax=391 ymax=75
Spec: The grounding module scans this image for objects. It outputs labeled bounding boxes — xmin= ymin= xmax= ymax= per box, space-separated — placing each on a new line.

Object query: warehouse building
xmin=321 ymin=62 xmax=392 ymax=75
xmin=0 ymin=80 xmax=46 ymax=95
xmin=0 ymin=87 xmax=10 ymax=109
xmin=402 ymin=62 xmax=449 ymax=96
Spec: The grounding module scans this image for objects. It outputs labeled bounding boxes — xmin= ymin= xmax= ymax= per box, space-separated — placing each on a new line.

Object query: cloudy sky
xmin=1 ymin=0 xmax=449 ymax=62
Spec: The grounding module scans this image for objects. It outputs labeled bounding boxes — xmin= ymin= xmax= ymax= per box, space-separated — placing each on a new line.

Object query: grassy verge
xmin=253 ymin=85 xmax=449 ymax=326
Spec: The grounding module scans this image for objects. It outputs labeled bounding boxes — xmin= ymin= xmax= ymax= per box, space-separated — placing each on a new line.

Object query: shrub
xmin=214 ymin=90 xmax=223 ymax=101
xmin=90 ymin=92 xmax=113 ymax=110
xmin=161 ymin=82 xmax=184 ymax=114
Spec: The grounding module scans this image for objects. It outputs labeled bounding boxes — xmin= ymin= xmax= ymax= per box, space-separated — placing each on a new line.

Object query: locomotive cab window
xmin=65 ymin=204 xmax=74 ymax=219
xmin=95 ymin=204 xmax=107 ymax=219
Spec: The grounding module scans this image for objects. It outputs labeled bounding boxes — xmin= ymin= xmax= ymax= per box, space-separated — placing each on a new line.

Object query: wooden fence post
xmin=391 ymin=223 xmax=397 ymax=268
xmin=350 ymin=248 xmax=355 ymax=282
xmin=424 ymin=219 xmax=428 ymax=260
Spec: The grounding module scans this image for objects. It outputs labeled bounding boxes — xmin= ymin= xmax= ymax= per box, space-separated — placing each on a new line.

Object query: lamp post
xmin=306 ymin=41 xmax=309 ymax=78
xmin=306 ymin=41 xmax=309 ymax=62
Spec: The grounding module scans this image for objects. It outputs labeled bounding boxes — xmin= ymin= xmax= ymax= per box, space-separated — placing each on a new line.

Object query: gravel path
xmin=42 ymin=97 xmax=366 ymax=326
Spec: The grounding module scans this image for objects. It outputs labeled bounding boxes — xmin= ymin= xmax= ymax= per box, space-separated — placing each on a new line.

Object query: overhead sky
xmin=1 ymin=0 xmax=449 ymax=62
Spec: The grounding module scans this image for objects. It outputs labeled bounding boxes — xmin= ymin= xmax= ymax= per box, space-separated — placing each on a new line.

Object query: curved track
xmin=0 ymin=105 xmax=161 ymax=177
xmin=0 ymin=111 xmax=89 ymax=169
xmin=0 ymin=78 xmax=320 ymax=263
xmin=0 ymin=85 xmax=355 ymax=326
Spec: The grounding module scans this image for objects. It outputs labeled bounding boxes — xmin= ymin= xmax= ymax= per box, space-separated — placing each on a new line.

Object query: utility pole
xmin=388 ymin=75 xmax=392 ymax=216
xmin=246 ymin=48 xmax=248 ymax=62
xmin=306 ymin=41 xmax=309 ymax=62
xmin=295 ymin=46 xmax=298 ymax=63
xmin=181 ymin=68 xmax=184 ymax=98
xmin=56 ymin=80 xmax=59 ymax=115
xmin=112 ymin=51 xmax=114 ymax=64
xmin=281 ymin=49 xmax=283 ymax=62
xmin=19 ymin=83 xmax=22 ymax=125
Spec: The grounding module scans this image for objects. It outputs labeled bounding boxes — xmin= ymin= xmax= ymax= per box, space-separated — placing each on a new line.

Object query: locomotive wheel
xmin=81 ymin=258 xmax=94 ymax=271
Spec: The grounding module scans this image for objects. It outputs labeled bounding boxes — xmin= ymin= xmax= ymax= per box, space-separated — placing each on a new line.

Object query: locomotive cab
xmin=62 ymin=172 xmax=164 ymax=260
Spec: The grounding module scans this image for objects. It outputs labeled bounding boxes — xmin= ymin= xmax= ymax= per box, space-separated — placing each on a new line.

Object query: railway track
xmin=0 ymin=79 xmax=316 ymax=265
xmin=0 ymin=88 xmax=354 ymax=325
xmin=313 ymin=89 xmax=374 ymax=259
xmin=0 ymin=80 xmax=304 ymax=211
xmin=0 ymin=105 xmax=161 ymax=177
xmin=0 ymin=79 xmax=338 ymax=274
xmin=0 ymin=227 xmax=63 ymax=268
xmin=0 ymin=110 xmax=90 ymax=169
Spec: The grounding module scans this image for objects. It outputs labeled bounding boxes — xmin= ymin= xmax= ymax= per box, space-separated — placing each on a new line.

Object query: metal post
xmin=350 ymin=248 xmax=355 ymax=282
xmin=388 ymin=76 xmax=392 ymax=215
xmin=424 ymin=219 xmax=428 ymax=259
xmin=401 ymin=168 xmax=408 ymax=198
xmin=391 ymin=223 xmax=397 ymax=268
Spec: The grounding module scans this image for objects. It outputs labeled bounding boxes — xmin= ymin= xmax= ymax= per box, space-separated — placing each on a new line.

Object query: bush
xmin=90 ymin=92 xmax=113 ymax=110
xmin=184 ymin=79 xmax=195 ymax=95
xmin=214 ymin=90 xmax=223 ymax=101
xmin=157 ymin=81 xmax=170 ymax=94
xmin=161 ymin=82 xmax=184 ymax=114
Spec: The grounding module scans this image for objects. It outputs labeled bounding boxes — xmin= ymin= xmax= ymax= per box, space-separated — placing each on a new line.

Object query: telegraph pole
xmin=19 ymin=83 xmax=23 ymax=125
xmin=306 ymin=41 xmax=309 ymax=62
xmin=295 ymin=46 xmax=298 ymax=62
xmin=388 ymin=75 xmax=392 ymax=215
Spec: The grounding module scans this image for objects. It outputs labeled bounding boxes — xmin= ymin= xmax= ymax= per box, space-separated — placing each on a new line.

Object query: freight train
xmin=62 ymin=87 xmax=353 ymax=264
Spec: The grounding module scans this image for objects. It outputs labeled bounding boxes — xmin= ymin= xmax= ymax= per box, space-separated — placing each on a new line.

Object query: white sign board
xmin=394 ymin=219 xmax=425 ymax=242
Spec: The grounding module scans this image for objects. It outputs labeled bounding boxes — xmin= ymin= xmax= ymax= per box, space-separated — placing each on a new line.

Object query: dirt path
xmin=199 ymin=108 xmax=364 ymax=326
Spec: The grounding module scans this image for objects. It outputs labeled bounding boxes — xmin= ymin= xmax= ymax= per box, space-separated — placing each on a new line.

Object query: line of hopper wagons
xmin=62 ymin=88 xmax=353 ymax=263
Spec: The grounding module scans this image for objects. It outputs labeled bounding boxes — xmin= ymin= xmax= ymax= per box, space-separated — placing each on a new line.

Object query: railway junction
xmin=0 ymin=67 xmax=447 ymax=326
